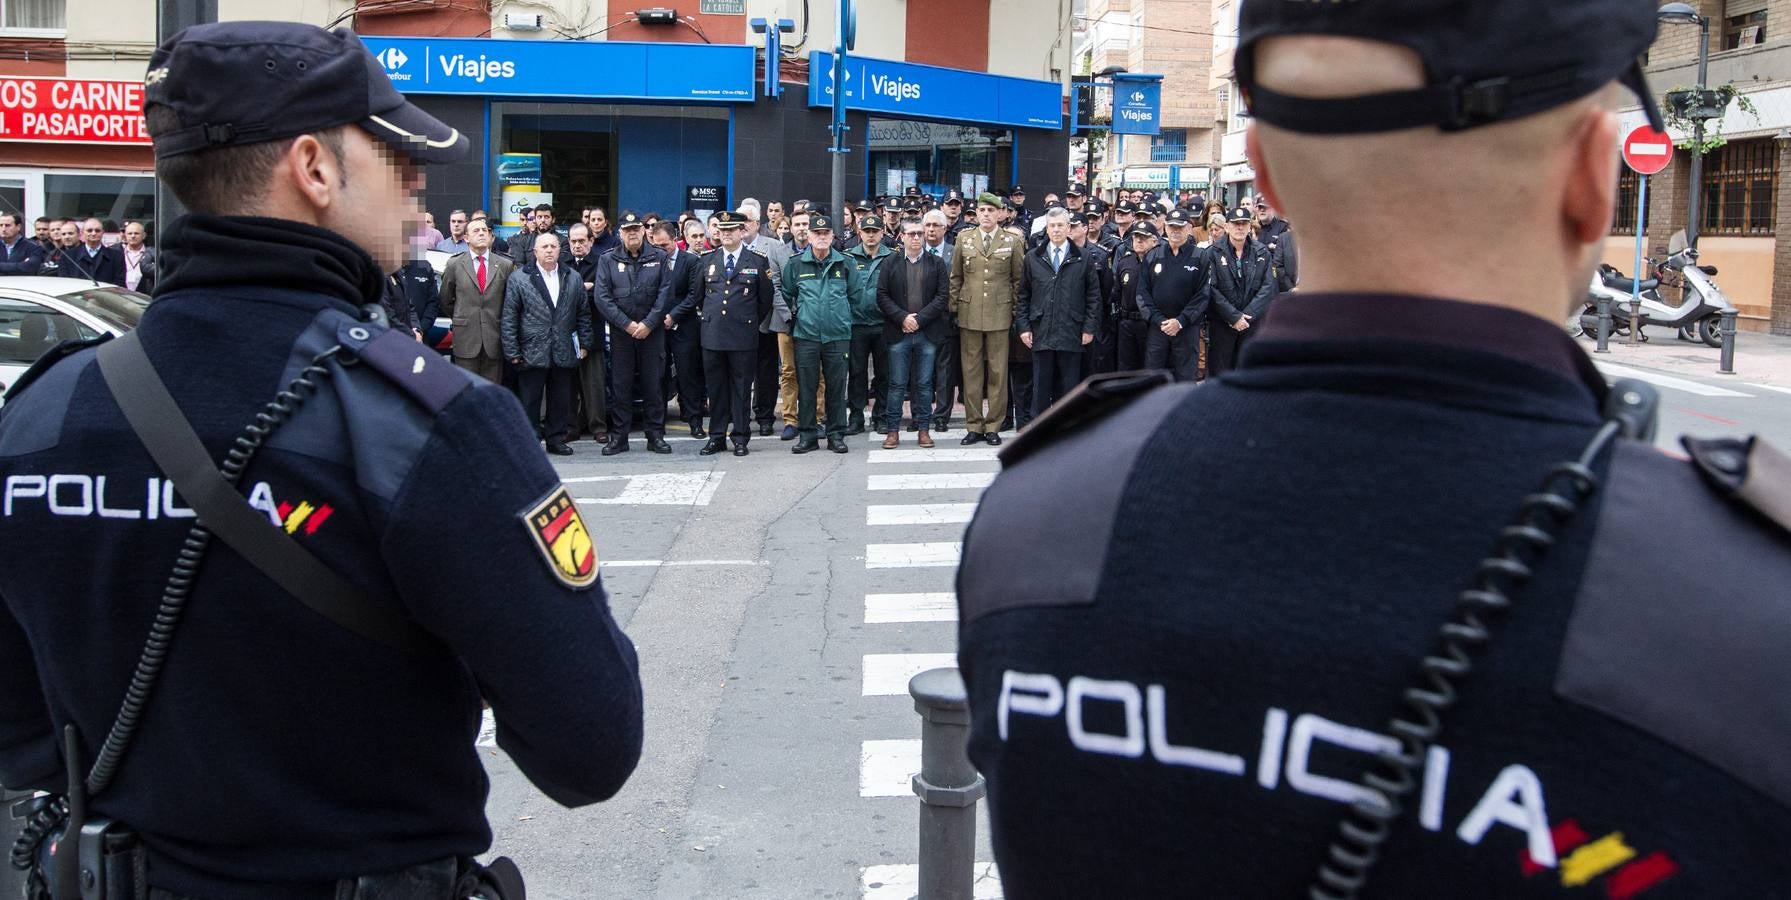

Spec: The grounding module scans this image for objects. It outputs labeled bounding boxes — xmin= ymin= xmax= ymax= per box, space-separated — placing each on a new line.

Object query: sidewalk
xmin=1582 ymin=327 xmax=1791 ymax=388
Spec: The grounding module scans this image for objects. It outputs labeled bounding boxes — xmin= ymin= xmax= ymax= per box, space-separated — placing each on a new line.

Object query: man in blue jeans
xmin=875 ymin=220 xmax=951 ymax=448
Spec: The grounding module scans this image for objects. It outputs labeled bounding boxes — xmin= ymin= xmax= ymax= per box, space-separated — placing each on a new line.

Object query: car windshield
xmin=57 ymin=286 xmax=149 ymax=332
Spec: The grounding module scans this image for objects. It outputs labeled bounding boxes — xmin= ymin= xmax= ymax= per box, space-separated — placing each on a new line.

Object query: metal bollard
xmin=1595 ymin=296 xmax=1612 ymax=353
xmin=1627 ymin=297 xmax=1642 ymax=347
xmin=1718 ymin=309 xmax=1739 ymax=375
xmin=909 ymin=667 xmax=985 ymax=900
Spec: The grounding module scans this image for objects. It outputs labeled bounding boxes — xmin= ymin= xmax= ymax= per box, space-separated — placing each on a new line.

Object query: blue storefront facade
xmin=358 ymin=35 xmax=1069 ymax=225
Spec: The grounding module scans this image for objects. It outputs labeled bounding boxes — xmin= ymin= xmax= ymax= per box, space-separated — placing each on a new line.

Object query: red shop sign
xmin=0 ymin=76 xmax=150 ymax=145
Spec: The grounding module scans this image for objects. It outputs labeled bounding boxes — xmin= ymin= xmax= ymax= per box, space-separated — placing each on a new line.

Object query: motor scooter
xmin=1577 ymin=243 xmax=1734 ymax=348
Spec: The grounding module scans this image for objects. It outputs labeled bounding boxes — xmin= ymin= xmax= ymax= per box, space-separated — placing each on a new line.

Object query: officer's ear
xmin=284 ymin=130 xmax=350 ymax=216
xmin=1561 ymin=106 xmax=1622 ymax=246
xmin=1245 ymin=125 xmax=1287 ymax=224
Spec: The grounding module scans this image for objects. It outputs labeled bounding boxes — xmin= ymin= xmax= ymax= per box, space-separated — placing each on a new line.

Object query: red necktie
xmin=476 ymin=255 xmax=488 ymax=292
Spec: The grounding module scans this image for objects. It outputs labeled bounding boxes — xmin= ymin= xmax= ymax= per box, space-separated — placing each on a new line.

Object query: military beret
xmin=976 ymin=192 xmax=1004 ymax=208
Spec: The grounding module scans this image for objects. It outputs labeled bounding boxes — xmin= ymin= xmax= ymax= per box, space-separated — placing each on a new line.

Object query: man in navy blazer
xmin=57 ymin=218 xmax=127 ymax=286
xmin=0 ymin=212 xmax=44 ymax=275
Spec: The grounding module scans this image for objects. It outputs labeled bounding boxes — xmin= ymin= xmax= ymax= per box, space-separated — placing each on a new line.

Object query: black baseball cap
xmin=1115 ymin=200 xmax=1139 ymax=215
xmin=1066 ymin=183 xmax=1087 ymax=196
xmin=1236 ymin=0 xmax=1665 ymax=135
xmin=943 ymin=189 xmax=965 ymax=203
xmin=1165 ymin=208 xmax=1194 ymax=226
xmin=854 ymin=199 xmax=875 ymax=212
xmin=1127 ymin=222 xmax=1159 ymax=240
xmin=145 ymin=21 xmax=468 ymax=164
xmin=1068 ymin=213 xmax=1089 ymax=226
xmin=1228 ymin=207 xmax=1254 ymax=223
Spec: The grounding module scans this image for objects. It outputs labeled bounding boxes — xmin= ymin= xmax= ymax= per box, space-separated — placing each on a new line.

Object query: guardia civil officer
xmin=681 ymin=211 xmax=782 ymax=457
xmin=1135 ymin=207 xmax=1213 ymax=382
xmin=956 ymin=1 xmax=1791 ymax=897
xmin=0 ymin=21 xmax=642 ymax=898
xmin=593 ymin=210 xmax=677 ymax=455
xmin=1205 ymin=205 xmax=1278 ymax=377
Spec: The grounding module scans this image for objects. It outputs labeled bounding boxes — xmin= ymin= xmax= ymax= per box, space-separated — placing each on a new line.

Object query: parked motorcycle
xmin=1577 ymin=246 xmax=1733 ymax=348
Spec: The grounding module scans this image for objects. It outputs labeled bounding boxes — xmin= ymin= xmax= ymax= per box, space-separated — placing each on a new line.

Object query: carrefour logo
xmin=1130 ymin=90 xmax=1145 ymax=103
xmin=376 ymin=46 xmax=413 ymax=82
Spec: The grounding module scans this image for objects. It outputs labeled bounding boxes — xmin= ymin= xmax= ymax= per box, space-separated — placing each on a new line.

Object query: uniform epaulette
xmin=1683 ymin=436 xmax=1791 ymax=536
xmin=335 ymin=320 xmax=474 ymax=415
xmin=2 ymin=334 xmax=109 ymax=404
xmin=998 ymin=370 xmax=1175 ymax=468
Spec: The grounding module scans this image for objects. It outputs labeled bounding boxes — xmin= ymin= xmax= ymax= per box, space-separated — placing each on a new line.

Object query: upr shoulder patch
xmin=521 ymin=486 xmax=599 ymax=589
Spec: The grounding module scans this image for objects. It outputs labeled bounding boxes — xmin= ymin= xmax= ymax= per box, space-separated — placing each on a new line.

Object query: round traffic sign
xmin=1623 ymin=126 xmax=1674 ymax=176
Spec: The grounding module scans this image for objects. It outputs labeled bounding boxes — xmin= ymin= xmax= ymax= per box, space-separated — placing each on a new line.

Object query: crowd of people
xmin=0 ymin=211 xmax=158 ymax=293
xmin=399 ymin=184 xmax=1297 ymax=456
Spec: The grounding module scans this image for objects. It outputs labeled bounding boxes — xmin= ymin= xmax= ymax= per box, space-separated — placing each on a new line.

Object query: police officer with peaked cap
xmin=674 ymin=210 xmax=782 ymax=457
xmin=593 ymin=209 xmax=677 ymax=456
xmin=957 ymin=1 xmax=1791 ymax=897
xmin=0 ymin=21 xmax=643 ymax=898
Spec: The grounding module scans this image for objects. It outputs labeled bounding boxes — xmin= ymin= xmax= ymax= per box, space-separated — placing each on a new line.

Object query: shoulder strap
xmin=95 ymin=334 xmax=438 ymax=652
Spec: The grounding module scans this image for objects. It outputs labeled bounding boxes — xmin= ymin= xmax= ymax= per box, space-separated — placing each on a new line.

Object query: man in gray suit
xmin=439 ymin=217 xmax=514 ymax=384
xmin=922 ymin=209 xmax=960 ymax=432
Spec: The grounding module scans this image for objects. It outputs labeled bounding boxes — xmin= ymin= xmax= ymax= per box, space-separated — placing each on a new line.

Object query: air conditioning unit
xmin=504 ymin=12 xmax=545 ymax=31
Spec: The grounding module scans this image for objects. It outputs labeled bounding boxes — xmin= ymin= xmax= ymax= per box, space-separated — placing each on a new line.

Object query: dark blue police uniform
xmin=591 ymin=227 xmax=676 ymax=453
xmin=957 ymin=293 xmax=1791 ymax=898
xmin=1 ymin=21 xmax=642 ymax=898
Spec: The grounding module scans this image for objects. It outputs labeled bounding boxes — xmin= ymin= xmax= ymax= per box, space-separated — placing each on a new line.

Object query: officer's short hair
xmin=922 ymin=209 xmax=947 ymax=226
xmin=534 ymin=230 xmax=561 ymax=247
xmin=534 ymin=203 xmax=553 ymax=215
xmin=568 ymin=223 xmax=591 ymax=241
xmin=651 ymin=221 xmax=679 ymax=241
xmin=0 ymin=212 xmax=19 ymax=227
xmin=145 ymin=105 xmax=346 ymax=215
xmin=1045 ymin=208 xmax=1071 ymax=225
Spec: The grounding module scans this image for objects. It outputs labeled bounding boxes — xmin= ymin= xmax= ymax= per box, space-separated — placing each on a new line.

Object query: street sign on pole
xmin=1623 ymin=126 xmax=1673 ymax=176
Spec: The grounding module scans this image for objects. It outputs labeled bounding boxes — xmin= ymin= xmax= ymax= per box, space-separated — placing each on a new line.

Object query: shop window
xmin=1613 ymin=168 xmax=1640 ymax=234
xmin=1 ymin=0 xmax=64 ymax=33
xmin=1150 ymin=129 xmax=1187 ymax=163
xmin=1698 ymin=137 xmax=1777 ymax=236
xmin=866 ymin=119 xmax=1012 ymax=198
xmin=44 ymin=174 xmax=153 ymax=232
xmin=1723 ymin=8 xmax=1766 ymax=50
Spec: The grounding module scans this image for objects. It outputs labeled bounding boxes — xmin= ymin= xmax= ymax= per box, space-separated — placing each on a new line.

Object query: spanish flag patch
xmin=521 ymin=486 xmax=599 ymax=589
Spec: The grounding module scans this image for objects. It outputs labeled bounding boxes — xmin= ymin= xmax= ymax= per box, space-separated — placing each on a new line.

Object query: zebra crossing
xmin=854 ymin=440 xmax=1004 ymax=897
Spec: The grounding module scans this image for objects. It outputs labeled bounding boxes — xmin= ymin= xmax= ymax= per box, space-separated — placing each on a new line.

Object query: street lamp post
xmin=1659 ymin=2 xmax=1712 ymax=250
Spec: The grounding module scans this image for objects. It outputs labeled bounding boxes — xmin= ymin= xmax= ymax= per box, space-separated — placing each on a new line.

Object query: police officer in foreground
xmin=957 ymin=1 xmax=1791 ymax=897
xmin=0 ymin=22 xmax=643 ymax=898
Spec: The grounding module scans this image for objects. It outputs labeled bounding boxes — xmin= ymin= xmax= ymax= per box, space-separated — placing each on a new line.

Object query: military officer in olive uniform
xmin=680 ymin=211 xmax=782 ymax=457
xmin=950 ymin=192 xmax=1027 ymax=446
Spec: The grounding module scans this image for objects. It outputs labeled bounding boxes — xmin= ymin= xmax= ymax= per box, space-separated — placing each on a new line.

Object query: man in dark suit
xmin=1206 ymin=206 xmax=1279 ymax=377
xmin=876 ymin=219 xmax=951 ymax=447
xmin=0 ymin=212 xmax=45 ymax=275
xmin=651 ymin=221 xmax=707 ymax=439
xmin=564 ymin=223 xmax=608 ymax=444
xmin=58 ymin=218 xmax=127 ymax=286
xmin=438 ymin=217 xmax=514 ymax=384
xmin=501 ymin=231 xmax=592 ymax=455
xmin=677 ymin=211 xmax=780 ymax=456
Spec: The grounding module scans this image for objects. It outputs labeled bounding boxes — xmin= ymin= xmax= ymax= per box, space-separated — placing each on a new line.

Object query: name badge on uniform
xmin=740 ymin=268 xmax=758 ymax=276
xmin=618 ymin=262 xmax=627 ymax=272
xmin=709 ymin=265 xmax=717 ymax=277
xmin=1122 ymin=273 xmax=1131 ymax=284
xmin=644 ymin=261 xmax=659 ymax=267
xmin=1153 ymin=263 xmax=1163 ymax=275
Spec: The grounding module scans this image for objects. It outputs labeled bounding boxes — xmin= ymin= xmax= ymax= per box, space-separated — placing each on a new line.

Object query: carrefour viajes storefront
xmin=357 ymin=35 xmax=1069 ymax=227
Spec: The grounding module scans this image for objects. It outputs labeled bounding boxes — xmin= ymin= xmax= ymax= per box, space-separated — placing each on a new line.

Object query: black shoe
xmin=546 ymin=442 xmax=575 ymax=456
xmin=700 ymin=439 xmax=727 ymax=456
xmin=759 ymin=423 xmax=775 ymax=437
xmin=986 ymin=433 xmax=1003 ymax=447
xmin=792 ymin=437 xmax=820 ymax=454
xmin=1000 ymin=420 xmax=1014 ymax=433
xmin=906 ymin=421 xmax=919 ymax=432
xmin=601 ymin=441 xmax=629 ymax=456
xmin=647 ymin=436 xmax=674 ymax=454
xmin=934 ymin=419 xmax=951 ymax=433
xmin=733 ymin=444 xmax=750 ymax=457
xmin=844 ymin=421 xmax=866 ymax=436
xmin=960 ymin=432 xmax=984 ymax=446
xmin=828 ymin=436 xmax=850 ymax=454
xmin=689 ymin=424 xmax=707 ymax=440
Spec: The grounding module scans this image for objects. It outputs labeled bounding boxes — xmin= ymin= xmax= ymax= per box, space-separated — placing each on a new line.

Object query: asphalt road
xmin=480 ymin=352 xmax=1791 ymax=900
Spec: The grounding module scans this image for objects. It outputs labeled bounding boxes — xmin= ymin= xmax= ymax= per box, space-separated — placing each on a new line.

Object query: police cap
xmin=1068 ymin=212 xmax=1089 ymax=227
xmin=854 ymin=199 xmax=875 ymax=212
xmin=1066 ymin=183 xmax=1087 ymax=197
xmin=1235 ymin=0 xmax=1665 ymax=135
xmin=711 ymin=210 xmax=748 ymax=229
xmin=145 ymin=21 xmax=468 ymax=164
xmin=943 ymin=189 xmax=965 ymax=204
xmin=1164 ymin=208 xmax=1194 ymax=227
xmin=809 ymin=214 xmax=834 ymax=232
xmin=1227 ymin=207 xmax=1254 ymax=223
xmin=1084 ymin=199 xmax=1107 ymax=216
xmin=1127 ymin=222 xmax=1159 ymax=240
xmin=617 ymin=210 xmax=646 ymax=229
xmin=1115 ymin=200 xmax=1139 ymax=215
xmin=1009 ymin=185 xmax=1026 ymax=197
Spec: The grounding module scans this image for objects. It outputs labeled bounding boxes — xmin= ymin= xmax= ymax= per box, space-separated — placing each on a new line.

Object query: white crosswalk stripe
xmin=868 ymin=503 xmax=978 ymax=526
xmin=567 ymin=471 xmax=727 ymax=505
xmin=1594 ymin=361 xmax=1753 ymax=398
xmin=866 ymin=448 xmax=1002 ymax=464
xmin=868 ymin=472 xmax=996 ymax=491
xmin=860 ymin=739 xmax=921 ymax=797
xmin=862 ymin=653 xmax=958 ymax=696
xmin=861 ymin=863 xmax=1005 ymax=899
xmin=867 ymin=542 xmax=962 ymax=568
xmin=865 ymin=592 xmax=957 ymax=624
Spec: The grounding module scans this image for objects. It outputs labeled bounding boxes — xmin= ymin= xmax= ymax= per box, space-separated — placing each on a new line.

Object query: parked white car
xmin=0 ymin=276 xmax=149 ymax=406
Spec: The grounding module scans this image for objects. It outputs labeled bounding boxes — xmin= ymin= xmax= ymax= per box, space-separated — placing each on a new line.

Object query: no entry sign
xmin=1623 ymin=126 xmax=1673 ymax=176
xmin=0 ymin=77 xmax=149 ymax=145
